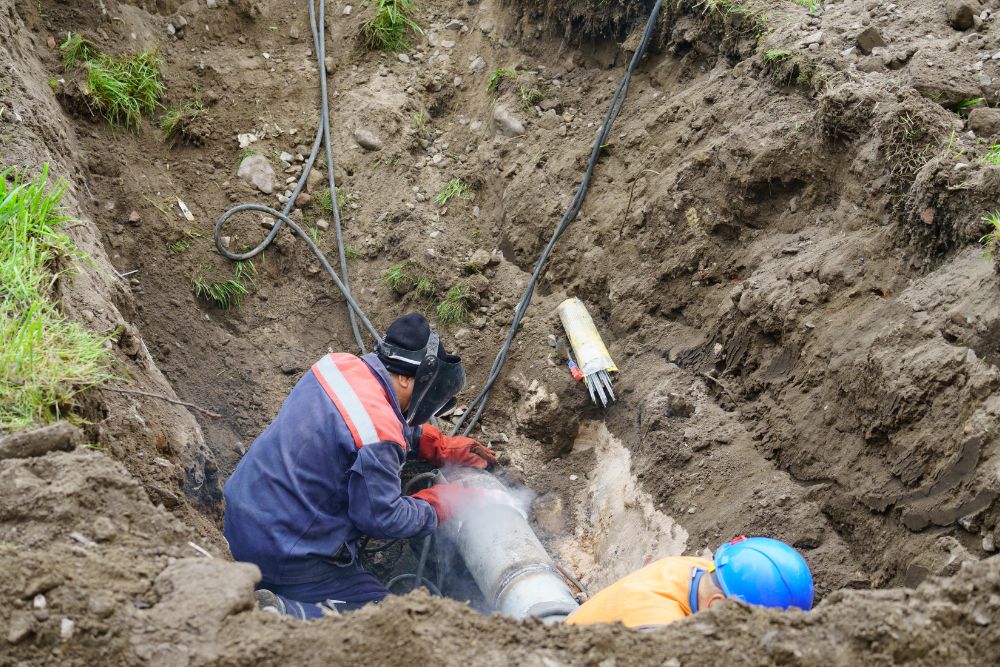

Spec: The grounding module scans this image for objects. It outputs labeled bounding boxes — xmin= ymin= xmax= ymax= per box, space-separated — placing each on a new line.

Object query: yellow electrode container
xmin=557 ymin=298 xmax=618 ymax=406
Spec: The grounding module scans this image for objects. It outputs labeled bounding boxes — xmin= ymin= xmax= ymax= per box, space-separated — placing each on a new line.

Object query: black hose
xmin=214 ymin=0 xmax=370 ymax=351
xmin=450 ymin=0 xmax=665 ymax=436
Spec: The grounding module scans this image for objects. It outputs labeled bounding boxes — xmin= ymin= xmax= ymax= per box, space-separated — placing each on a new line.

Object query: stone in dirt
xmin=492 ymin=104 xmax=525 ymax=137
xmin=353 ymin=128 xmax=383 ymax=151
xmin=0 ymin=422 xmax=82 ymax=460
xmin=946 ymin=0 xmax=977 ymax=30
xmin=969 ymin=107 xmax=1000 ymax=138
xmin=855 ymin=26 xmax=885 ymax=55
xmin=905 ymin=51 xmax=982 ymax=107
xmin=237 ymin=154 xmax=276 ymax=194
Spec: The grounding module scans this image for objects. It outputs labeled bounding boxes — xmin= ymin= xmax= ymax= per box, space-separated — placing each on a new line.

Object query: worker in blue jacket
xmin=223 ymin=312 xmax=495 ymax=619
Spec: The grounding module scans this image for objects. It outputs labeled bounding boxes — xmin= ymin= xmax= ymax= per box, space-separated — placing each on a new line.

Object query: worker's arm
xmin=347 ymin=441 xmax=438 ymax=540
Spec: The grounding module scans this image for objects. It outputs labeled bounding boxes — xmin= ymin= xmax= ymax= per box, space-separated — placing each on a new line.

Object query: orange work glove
xmin=412 ymin=484 xmax=489 ymax=523
xmin=418 ymin=424 xmax=497 ymax=469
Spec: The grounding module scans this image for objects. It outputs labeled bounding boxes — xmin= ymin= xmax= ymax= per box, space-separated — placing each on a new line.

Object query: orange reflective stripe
xmin=311 ymin=353 xmax=405 ymax=450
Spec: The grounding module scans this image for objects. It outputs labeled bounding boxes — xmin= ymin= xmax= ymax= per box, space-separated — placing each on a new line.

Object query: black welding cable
xmin=451 ymin=0 xmax=665 ymax=436
xmin=214 ymin=0 xmax=369 ymax=351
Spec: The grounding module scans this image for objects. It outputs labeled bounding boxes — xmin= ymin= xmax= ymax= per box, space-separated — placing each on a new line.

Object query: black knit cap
xmin=378 ymin=312 xmax=458 ymax=377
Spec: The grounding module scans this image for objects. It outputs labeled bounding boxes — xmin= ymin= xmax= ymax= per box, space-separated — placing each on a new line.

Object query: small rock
xmin=237 ymin=155 xmax=276 ymax=194
xmin=569 ymin=474 xmax=578 ymax=481
xmin=856 ymin=26 xmax=886 ymax=55
xmin=33 ymin=594 xmax=46 ymax=610
xmin=279 ymin=151 xmax=294 ymax=163
xmin=296 ymin=192 xmax=313 ymax=208
xmin=800 ymin=30 xmax=824 ymax=46
xmin=969 ymin=107 xmax=1000 ymax=138
xmin=467 ymin=248 xmax=492 ymax=271
xmin=128 ymin=210 xmax=141 ymax=224
xmin=6 ymin=612 xmax=33 ymax=644
xmin=315 ymin=219 xmax=329 ymax=231
xmin=946 ymin=0 xmax=976 ymax=30
xmin=343 ymin=4 xmax=352 ymax=14
xmin=206 ymin=0 xmax=218 ymax=7
xmin=398 ymin=53 xmax=411 ymax=64
xmin=441 ymin=40 xmax=456 ymax=49
xmin=47 ymin=35 xmax=56 ymax=49
xmin=445 ymin=19 xmax=464 ymax=30
xmin=353 ymin=128 xmax=383 ymax=151
xmin=306 ymin=168 xmax=325 ymax=193
xmin=469 ymin=56 xmax=486 ymax=73
xmin=60 ymin=618 xmax=75 ymax=641
xmin=479 ymin=20 xmax=494 ymax=34
xmin=492 ymin=104 xmax=525 ymax=137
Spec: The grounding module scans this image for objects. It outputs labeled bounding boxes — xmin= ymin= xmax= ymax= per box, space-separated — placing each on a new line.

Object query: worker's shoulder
xmin=311 ymin=352 xmax=407 ymax=449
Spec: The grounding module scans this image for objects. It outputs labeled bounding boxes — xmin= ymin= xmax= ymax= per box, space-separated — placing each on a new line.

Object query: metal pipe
xmin=439 ymin=469 xmax=580 ymax=623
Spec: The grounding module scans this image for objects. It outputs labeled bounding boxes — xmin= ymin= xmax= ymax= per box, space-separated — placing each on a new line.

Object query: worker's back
xmin=566 ymin=556 xmax=712 ymax=629
xmin=223 ymin=352 xmax=415 ymax=586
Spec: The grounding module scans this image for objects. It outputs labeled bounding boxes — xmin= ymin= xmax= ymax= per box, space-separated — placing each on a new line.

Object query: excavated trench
xmin=2 ymin=0 xmax=1000 ymax=663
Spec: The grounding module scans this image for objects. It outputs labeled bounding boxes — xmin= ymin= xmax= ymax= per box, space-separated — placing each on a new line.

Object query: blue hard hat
xmin=712 ymin=536 xmax=814 ymax=611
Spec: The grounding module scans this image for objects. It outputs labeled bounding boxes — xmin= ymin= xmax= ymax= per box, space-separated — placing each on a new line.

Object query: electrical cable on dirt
xmin=214 ymin=0 xmax=372 ymax=352
xmin=450 ymin=0 xmax=665 ymax=436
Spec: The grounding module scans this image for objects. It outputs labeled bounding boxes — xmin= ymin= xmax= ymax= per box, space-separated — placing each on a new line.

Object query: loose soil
xmin=2 ymin=0 xmax=1000 ymax=664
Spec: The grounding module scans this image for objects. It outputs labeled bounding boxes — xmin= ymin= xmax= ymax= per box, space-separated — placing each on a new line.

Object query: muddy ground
xmin=2 ymin=0 xmax=1000 ymax=663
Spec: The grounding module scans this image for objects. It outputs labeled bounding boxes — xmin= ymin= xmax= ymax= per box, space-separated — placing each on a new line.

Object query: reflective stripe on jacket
xmin=564 ymin=556 xmax=713 ymax=629
xmin=223 ymin=352 xmax=438 ymax=585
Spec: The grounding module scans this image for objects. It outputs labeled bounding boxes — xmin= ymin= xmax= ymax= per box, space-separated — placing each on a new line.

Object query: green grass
xmin=518 ymin=86 xmax=544 ymax=110
xmin=764 ymin=49 xmax=790 ymax=62
xmin=413 ymin=110 xmax=431 ymax=140
xmin=414 ymin=277 xmax=434 ymax=298
xmin=60 ymin=32 xmax=98 ymax=69
xmin=792 ymin=0 xmax=819 ymax=12
xmin=384 ymin=264 xmax=408 ymax=291
xmin=60 ymin=34 xmax=165 ymax=131
xmin=487 ymin=67 xmax=517 ymax=94
xmin=167 ymin=238 xmax=191 ymax=254
xmin=159 ymin=100 xmax=205 ymax=143
xmin=981 ymin=144 xmax=1000 ymax=166
xmin=0 ymin=166 xmax=113 ymax=430
xmin=980 ymin=211 xmax=1000 ymax=259
xmin=345 ymin=245 xmax=361 ymax=259
xmin=955 ymin=97 xmax=985 ymax=114
xmin=363 ymin=0 xmax=423 ymax=52
xmin=436 ymin=285 xmax=471 ymax=324
xmin=436 ymin=178 xmax=470 ymax=206
xmin=239 ymin=148 xmax=255 ymax=161
xmin=194 ymin=260 xmax=256 ymax=310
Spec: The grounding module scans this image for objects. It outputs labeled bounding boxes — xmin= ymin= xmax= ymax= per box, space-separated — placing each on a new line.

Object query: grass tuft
xmin=955 ymin=97 xmax=985 ymax=114
xmin=518 ymin=86 xmax=544 ymax=110
xmin=436 ymin=285 xmax=472 ymax=325
xmin=436 ymin=178 xmax=470 ymax=206
xmin=763 ymin=49 xmax=790 ymax=62
xmin=792 ymin=0 xmax=820 ymax=12
xmin=363 ymin=0 xmax=423 ymax=52
xmin=61 ymin=35 xmax=165 ymax=131
xmin=487 ymin=67 xmax=518 ymax=94
xmin=980 ymin=211 xmax=1000 ymax=259
xmin=159 ymin=100 xmax=205 ymax=143
xmin=981 ymin=144 xmax=1000 ymax=166
xmin=413 ymin=110 xmax=431 ymax=140
xmin=194 ymin=261 xmax=256 ymax=310
xmin=1 ymin=166 xmax=113 ymax=430
xmin=414 ymin=277 xmax=434 ymax=298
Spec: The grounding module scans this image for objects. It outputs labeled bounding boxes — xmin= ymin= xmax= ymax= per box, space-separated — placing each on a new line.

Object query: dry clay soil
xmin=2 ymin=0 xmax=1000 ymax=664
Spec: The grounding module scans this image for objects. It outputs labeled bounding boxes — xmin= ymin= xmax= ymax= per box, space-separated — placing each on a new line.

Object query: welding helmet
xmin=712 ymin=536 xmax=814 ymax=611
xmin=376 ymin=319 xmax=465 ymax=426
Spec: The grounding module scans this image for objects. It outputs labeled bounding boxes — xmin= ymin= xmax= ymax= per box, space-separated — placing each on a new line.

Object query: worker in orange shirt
xmin=565 ymin=537 xmax=813 ymax=630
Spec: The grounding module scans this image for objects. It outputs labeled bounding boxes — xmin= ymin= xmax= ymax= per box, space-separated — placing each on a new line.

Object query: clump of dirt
xmin=2 ymin=0 xmax=1000 ymax=662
